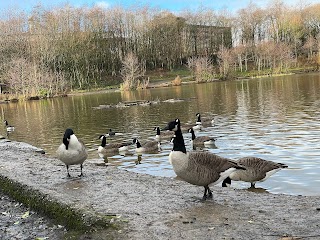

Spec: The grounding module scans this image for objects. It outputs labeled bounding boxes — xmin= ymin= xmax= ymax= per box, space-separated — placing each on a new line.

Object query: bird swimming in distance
xmin=56 ymin=128 xmax=88 ymax=177
xmin=4 ymin=120 xmax=14 ymax=132
xmin=154 ymin=126 xmax=173 ymax=142
xmin=222 ymin=157 xmax=288 ymax=188
xmin=188 ymin=128 xmax=217 ymax=146
xmin=132 ymin=138 xmax=160 ymax=154
xmin=105 ymin=129 xmax=123 ymax=137
xmin=164 ymin=118 xmax=245 ymax=201
xmin=98 ymin=134 xmax=131 ymax=155
xmin=195 ymin=113 xmax=215 ymax=127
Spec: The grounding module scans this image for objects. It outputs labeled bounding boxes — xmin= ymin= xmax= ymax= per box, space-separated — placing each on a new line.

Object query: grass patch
xmin=146 ymin=67 xmax=191 ymax=82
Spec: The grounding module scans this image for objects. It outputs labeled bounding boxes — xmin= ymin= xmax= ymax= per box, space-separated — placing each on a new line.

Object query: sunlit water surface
xmin=1 ymin=73 xmax=320 ymax=196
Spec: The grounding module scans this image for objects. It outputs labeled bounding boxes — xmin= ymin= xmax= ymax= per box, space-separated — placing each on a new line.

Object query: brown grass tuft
xmin=172 ymin=75 xmax=182 ymax=86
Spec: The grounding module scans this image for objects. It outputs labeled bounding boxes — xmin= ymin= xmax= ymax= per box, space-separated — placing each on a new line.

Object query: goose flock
xmin=3 ymin=113 xmax=288 ymax=201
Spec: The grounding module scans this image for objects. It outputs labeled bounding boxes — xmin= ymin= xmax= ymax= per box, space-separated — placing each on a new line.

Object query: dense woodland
xmin=1 ymin=1 xmax=320 ymax=98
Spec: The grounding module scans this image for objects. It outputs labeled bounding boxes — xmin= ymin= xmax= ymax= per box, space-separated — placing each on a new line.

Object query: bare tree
xmin=120 ymin=52 xmax=146 ymax=90
xmin=5 ymin=58 xmax=67 ymax=98
xmin=303 ymin=36 xmax=316 ymax=60
xmin=187 ymin=56 xmax=215 ymax=82
xmin=217 ymin=46 xmax=235 ymax=78
xmin=236 ymin=2 xmax=265 ymax=45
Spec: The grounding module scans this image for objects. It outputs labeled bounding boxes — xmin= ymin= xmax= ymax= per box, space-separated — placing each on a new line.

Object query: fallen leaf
xmin=21 ymin=211 xmax=30 ymax=219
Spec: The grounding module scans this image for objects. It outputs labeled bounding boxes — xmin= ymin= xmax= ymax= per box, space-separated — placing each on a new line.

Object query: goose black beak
xmin=162 ymin=120 xmax=177 ymax=131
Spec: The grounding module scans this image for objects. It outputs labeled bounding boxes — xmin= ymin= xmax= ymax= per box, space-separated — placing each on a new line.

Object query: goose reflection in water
xmin=246 ymin=187 xmax=269 ymax=194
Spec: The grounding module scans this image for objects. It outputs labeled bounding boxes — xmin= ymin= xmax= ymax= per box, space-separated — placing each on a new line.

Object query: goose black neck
xmin=197 ymin=115 xmax=201 ymax=122
xmin=63 ymin=138 xmax=69 ymax=150
xmin=101 ymin=136 xmax=107 ymax=147
xmin=156 ymin=127 xmax=160 ymax=135
xmin=173 ymin=129 xmax=186 ymax=153
xmin=136 ymin=141 xmax=142 ymax=148
xmin=190 ymin=130 xmax=196 ymax=140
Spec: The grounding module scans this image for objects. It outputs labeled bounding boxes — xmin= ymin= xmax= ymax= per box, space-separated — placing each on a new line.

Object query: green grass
xmin=146 ymin=67 xmax=192 ymax=82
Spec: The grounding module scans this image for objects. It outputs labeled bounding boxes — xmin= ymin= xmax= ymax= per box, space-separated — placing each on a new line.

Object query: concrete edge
xmin=0 ymin=174 xmax=121 ymax=232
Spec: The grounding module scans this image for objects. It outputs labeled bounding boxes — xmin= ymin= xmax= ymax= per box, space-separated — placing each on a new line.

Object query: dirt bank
xmin=0 ymin=139 xmax=319 ymax=239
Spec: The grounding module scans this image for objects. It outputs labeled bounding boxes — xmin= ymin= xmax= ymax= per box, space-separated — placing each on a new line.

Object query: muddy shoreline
xmin=0 ymin=139 xmax=319 ymax=239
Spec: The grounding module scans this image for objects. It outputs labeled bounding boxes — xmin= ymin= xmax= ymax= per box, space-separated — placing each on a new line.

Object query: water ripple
xmin=2 ymin=73 xmax=320 ymax=196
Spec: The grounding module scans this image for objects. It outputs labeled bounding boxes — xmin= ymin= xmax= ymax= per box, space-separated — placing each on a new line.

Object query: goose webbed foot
xmin=202 ymin=186 xmax=213 ymax=201
xmin=250 ymin=183 xmax=256 ymax=188
xmin=207 ymin=188 xmax=213 ymax=198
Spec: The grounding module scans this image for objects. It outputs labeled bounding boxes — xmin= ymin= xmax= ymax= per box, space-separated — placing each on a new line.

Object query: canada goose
xmin=154 ymin=126 xmax=161 ymax=142
xmin=105 ymin=129 xmax=123 ymax=137
xmin=188 ymin=128 xmax=216 ymax=146
xmin=4 ymin=120 xmax=14 ymax=132
xmin=98 ymin=135 xmax=130 ymax=154
xmin=222 ymin=157 xmax=288 ymax=188
xmin=56 ymin=128 xmax=88 ymax=177
xmin=154 ymin=126 xmax=173 ymax=142
xmin=192 ymin=123 xmax=202 ymax=131
xmin=132 ymin=138 xmax=160 ymax=153
xmin=195 ymin=113 xmax=215 ymax=127
xmin=164 ymin=119 xmax=245 ymax=200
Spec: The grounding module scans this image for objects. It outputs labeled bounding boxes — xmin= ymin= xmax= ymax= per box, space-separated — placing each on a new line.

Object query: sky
xmin=0 ymin=0 xmax=318 ymax=14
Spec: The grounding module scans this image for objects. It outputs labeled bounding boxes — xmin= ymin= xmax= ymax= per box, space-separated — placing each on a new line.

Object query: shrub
xmin=187 ymin=57 xmax=215 ymax=83
xmin=172 ymin=75 xmax=182 ymax=86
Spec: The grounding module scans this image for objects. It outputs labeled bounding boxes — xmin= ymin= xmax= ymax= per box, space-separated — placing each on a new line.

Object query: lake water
xmin=1 ymin=73 xmax=320 ymax=196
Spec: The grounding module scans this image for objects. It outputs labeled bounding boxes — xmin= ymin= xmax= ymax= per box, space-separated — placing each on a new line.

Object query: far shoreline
xmin=1 ymin=68 xmax=318 ymax=102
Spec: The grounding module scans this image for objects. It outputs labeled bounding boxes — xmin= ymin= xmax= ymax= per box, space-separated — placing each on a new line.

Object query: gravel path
xmin=0 ymin=139 xmax=320 ymax=240
xmin=0 ymin=191 xmax=66 ymax=240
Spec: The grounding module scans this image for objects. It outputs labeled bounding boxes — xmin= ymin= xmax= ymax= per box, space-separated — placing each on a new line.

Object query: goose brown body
xmin=133 ymin=138 xmax=160 ymax=153
xmin=98 ymin=135 xmax=130 ymax=154
xmin=169 ymin=150 xmax=242 ymax=187
xmin=223 ymin=157 xmax=288 ymax=188
xmin=188 ymin=128 xmax=216 ymax=146
xmin=195 ymin=113 xmax=214 ymax=127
